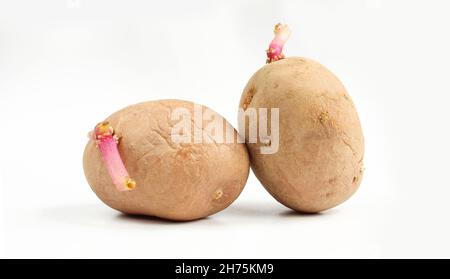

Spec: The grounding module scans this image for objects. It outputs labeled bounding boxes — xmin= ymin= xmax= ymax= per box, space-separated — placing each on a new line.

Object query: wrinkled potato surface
xmin=239 ymin=57 xmax=364 ymax=213
xmin=84 ymin=100 xmax=249 ymax=221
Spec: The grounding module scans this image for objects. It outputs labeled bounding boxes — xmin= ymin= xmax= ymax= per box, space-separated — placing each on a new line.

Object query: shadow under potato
xmin=115 ymin=212 xmax=212 ymax=225
xmin=278 ymin=210 xmax=325 ymax=218
xmin=41 ymin=201 xmax=333 ymax=227
xmin=221 ymin=200 xmax=331 ymax=219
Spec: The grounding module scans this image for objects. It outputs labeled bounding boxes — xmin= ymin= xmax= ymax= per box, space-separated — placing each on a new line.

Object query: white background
xmin=1 ymin=0 xmax=449 ymax=258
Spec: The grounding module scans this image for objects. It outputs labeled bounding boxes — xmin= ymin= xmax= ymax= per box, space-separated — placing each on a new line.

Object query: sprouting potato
xmin=83 ymin=100 xmax=250 ymax=221
xmin=239 ymin=24 xmax=364 ymax=213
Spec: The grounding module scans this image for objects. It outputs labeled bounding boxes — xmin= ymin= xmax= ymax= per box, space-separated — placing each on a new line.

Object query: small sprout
xmin=318 ymin=111 xmax=329 ymax=123
xmin=214 ymin=189 xmax=223 ymax=200
xmin=90 ymin=122 xmax=136 ymax=191
xmin=266 ymin=23 xmax=292 ymax=64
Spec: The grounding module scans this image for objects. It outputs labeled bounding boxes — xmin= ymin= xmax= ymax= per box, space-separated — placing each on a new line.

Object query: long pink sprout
xmin=266 ymin=23 xmax=292 ymax=63
xmin=90 ymin=122 xmax=136 ymax=191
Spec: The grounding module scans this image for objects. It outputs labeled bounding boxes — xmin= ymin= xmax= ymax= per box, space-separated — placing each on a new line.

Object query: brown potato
xmin=83 ymin=99 xmax=250 ymax=221
xmin=239 ymin=57 xmax=364 ymax=213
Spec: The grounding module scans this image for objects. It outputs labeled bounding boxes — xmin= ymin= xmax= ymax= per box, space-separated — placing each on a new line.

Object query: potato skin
xmin=239 ymin=57 xmax=364 ymax=213
xmin=83 ymin=100 xmax=249 ymax=221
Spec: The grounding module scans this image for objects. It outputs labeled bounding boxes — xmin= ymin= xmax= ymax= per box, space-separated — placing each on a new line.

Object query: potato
xmin=83 ymin=100 xmax=249 ymax=221
xmin=239 ymin=57 xmax=364 ymax=213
